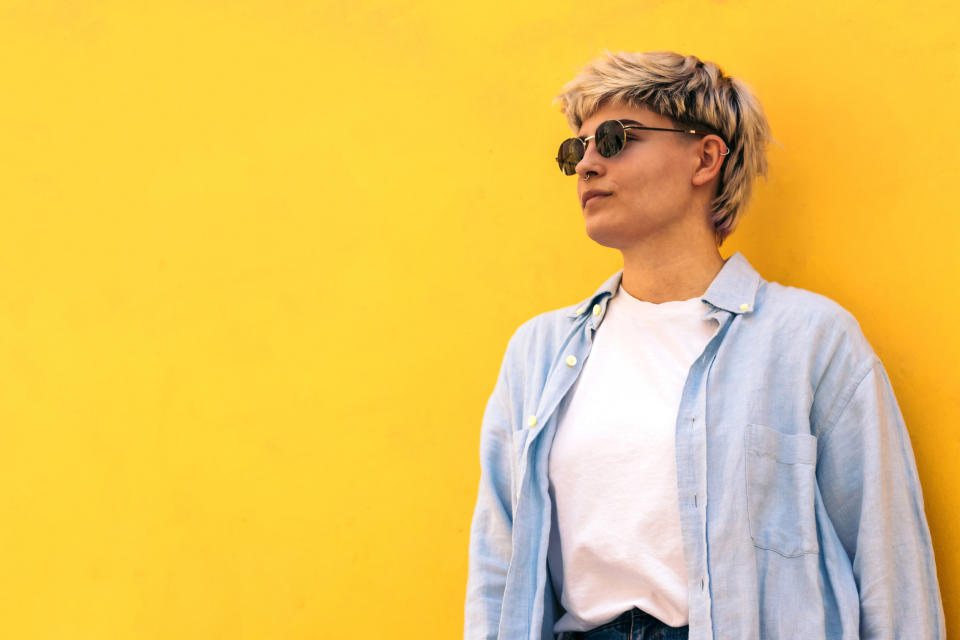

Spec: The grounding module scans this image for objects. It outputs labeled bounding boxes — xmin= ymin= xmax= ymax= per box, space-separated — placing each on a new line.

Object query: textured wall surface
xmin=0 ymin=0 xmax=955 ymax=637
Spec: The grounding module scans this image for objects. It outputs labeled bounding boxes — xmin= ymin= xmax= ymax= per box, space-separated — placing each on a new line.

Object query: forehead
xmin=577 ymin=103 xmax=672 ymax=135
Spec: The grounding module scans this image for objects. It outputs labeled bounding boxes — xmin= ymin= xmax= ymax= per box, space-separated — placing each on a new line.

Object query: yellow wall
xmin=0 ymin=0 xmax=956 ymax=637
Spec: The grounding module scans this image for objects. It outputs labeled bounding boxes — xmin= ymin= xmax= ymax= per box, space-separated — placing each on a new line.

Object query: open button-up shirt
xmin=464 ymin=251 xmax=944 ymax=639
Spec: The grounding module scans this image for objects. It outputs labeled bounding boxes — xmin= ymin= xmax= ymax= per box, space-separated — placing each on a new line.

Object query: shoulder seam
xmin=816 ymin=357 xmax=881 ymax=443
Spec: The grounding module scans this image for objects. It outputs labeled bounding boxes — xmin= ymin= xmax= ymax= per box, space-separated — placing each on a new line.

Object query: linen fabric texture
xmin=463 ymin=252 xmax=945 ymax=640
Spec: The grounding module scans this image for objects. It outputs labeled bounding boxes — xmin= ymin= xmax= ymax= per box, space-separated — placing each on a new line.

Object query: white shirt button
xmin=575 ymin=305 xmax=586 ymax=315
xmin=527 ymin=415 xmax=537 ymax=428
xmin=592 ymin=304 xmax=601 ymax=316
xmin=565 ymin=355 xmax=577 ymax=367
xmin=739 ymin=303 xmax=752 ymax=311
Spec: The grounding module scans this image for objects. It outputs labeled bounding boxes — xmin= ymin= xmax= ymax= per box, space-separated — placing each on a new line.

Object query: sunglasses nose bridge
xmin=558 ymin=129 xmax=613 ymax=175
xmin=579 ymin=132 xmax=609 ymax=164
xmin=580 ymin=134 xmax=597 ymax=157
xmin=558 ymin=120 xmax=628 ymax=175
xmin=566 ymin=137 xmax=598 ymax=177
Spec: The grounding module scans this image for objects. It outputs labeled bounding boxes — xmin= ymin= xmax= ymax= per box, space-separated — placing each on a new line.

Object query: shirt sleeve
xmin=816 ymin=358 xmax=946 ymax=639
xmin=463 ymin=336 xmax=518 ymax=640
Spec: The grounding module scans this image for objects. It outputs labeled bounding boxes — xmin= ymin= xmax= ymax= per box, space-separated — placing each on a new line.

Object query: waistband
xmin=557 ymin=607 xmax=685 ymax=640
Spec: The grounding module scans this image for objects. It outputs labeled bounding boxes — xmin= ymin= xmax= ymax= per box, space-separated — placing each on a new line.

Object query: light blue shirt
xmin=464 ymin=252 xmax=944 ymax=640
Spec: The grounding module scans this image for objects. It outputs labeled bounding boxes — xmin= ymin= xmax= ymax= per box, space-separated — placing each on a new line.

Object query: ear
xmin=691 ymin=135 xmax=727 ymax=187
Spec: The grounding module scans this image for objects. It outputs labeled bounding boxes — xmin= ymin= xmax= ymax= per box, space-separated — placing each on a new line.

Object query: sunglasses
xmin=555 ymin=119 xmax=726 ymax=175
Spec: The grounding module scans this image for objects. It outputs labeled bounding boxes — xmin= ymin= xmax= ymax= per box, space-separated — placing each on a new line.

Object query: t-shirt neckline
xmin=614 ymin=284 xmax=706 ymax=315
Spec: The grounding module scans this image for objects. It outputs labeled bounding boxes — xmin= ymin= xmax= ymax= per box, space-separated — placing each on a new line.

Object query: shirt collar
xmin=565 ymin=251 xmax=763 ymax=320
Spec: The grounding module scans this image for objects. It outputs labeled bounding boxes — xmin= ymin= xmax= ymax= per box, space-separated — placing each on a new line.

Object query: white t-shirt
xmin=547 ymin=283 xmax=720 ymax=632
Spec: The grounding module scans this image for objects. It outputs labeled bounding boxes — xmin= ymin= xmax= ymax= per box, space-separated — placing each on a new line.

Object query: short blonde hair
xmin=554 ymin=50 xmax=773 ymax=246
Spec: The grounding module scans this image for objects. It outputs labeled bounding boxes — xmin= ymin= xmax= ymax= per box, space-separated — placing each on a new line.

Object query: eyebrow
xmin=578 ymin=119 xmax=646 ymax=137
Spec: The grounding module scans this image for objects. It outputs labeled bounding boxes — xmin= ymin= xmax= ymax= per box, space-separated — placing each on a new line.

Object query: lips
xmin=581 ymin=190 xmax=612 ymax=208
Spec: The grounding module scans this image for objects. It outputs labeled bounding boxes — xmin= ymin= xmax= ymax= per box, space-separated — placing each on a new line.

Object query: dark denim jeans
xmin=557 ymin=607 xmax=689 ymax=640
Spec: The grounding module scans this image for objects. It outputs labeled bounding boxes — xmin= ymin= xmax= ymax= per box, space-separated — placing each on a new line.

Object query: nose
xmin=574 ymin=138 xmax=606 ymax=180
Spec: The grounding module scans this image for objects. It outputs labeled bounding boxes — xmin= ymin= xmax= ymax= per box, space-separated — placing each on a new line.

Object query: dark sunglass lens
xmin=557 ymin=138 xmax=583 ymax=175
xmin=595 ymin=120 xmax=625 ymax=158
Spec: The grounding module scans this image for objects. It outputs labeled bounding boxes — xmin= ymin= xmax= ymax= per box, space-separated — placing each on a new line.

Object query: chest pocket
xmin=745 ymin=423 xmax=819 ymax=557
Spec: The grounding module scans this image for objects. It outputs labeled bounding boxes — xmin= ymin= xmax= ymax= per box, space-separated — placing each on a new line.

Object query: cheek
xmin=620 ymin=170 xmax=675 ymax=204
xmin=641 ymin=156 xmax=690 ymax=196
xmin=610 ymin=148 xmax=689 ymax=204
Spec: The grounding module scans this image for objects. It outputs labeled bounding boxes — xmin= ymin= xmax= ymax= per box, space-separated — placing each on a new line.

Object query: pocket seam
xmin=746 ymin=422 xmax=817 ymax=464
xmin=745 ymin=423 xmax=819 ymax=557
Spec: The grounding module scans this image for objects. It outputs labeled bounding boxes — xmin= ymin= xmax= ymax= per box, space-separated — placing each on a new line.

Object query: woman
xmin=463 ymin=50 xmax=944 ymax=640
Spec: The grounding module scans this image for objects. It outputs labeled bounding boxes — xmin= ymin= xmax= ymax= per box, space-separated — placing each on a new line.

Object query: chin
xmin=583 ymin=220 xmax=631 ymax=250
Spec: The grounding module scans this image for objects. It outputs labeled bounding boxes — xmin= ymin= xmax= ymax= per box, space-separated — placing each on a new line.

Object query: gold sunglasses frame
xmin=556 ymin=119 xmax=730 ymax=175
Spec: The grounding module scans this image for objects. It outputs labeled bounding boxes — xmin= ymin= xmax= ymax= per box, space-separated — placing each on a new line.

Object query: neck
xmin=619 ymin=239 xmax=726 ymax=304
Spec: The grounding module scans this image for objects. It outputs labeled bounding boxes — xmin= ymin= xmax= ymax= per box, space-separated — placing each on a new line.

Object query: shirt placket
xmin=676 ymin=308 xmax=731 ymax=640
xmin=516 ymin=302 xmax=606 ymax=640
